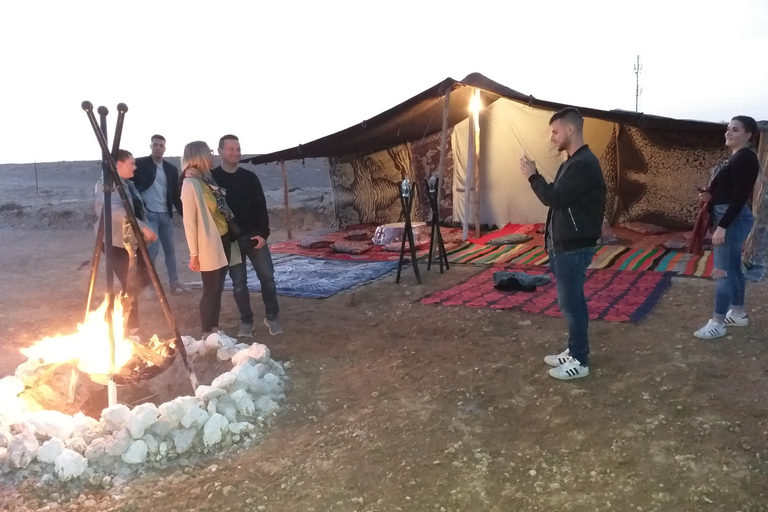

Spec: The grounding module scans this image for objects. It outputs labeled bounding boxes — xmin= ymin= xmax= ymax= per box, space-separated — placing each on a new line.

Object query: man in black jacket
xmin=212 ymin=134 xmax=282 ymax=337
xmin=520 ymin=108 xmax=606 ymax=380
xmin=132 ymin=135 xmax=184 ymax=294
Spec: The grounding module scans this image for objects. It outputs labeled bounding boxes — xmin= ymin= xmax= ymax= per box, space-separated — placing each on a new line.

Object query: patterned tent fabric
xmin=411 ymin=130 xmax=454 ymax=224
xmin=613 ymin=126 xmax=728 ymax=229
xmin=329 ymin=144 xmax=414 ymax=228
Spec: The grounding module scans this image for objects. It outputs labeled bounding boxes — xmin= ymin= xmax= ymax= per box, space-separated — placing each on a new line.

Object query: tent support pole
xmin=463 ymin=97 xmax=476 ymax=241
xmin=280 ymin=160 xmax=293 ymax=240
xmin=473 ymin=92 xmax=481 ymax=239
xmin=436 ymin=88 xmax=451 ymax=216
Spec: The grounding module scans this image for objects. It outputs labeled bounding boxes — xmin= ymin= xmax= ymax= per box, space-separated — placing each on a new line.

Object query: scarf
xmin=184 ymin=168 xmax=234 ymax=221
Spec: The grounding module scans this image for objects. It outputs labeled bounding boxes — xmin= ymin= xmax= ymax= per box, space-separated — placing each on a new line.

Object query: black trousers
xmin=109 ymin=246 xmax=150 ymax=330
xmin=199 ymin=235 xmax=230 ymax=333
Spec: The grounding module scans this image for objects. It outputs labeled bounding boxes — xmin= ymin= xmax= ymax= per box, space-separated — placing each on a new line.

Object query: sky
xmin=1 ymin=0 xmax=766 ymax=164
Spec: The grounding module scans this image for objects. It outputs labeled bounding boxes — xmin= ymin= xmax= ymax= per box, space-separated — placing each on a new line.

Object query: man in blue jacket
xmin=132 ymin=134 xmax=184 ymax=294
xmin=520 ymin=108 xmax=606 ymax=380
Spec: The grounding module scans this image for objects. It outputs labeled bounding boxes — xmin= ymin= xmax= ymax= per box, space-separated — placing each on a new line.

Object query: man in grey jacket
xmin=520 ymin=108 xmax=606 ymax=380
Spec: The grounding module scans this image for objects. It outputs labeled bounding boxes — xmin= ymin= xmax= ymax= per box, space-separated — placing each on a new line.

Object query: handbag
xmin=227 ymin=219 xmax=242 ymax=242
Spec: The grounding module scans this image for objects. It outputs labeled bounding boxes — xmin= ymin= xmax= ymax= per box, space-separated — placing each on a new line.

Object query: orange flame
xmin=20 ymin=296 xmax=135 ymax=375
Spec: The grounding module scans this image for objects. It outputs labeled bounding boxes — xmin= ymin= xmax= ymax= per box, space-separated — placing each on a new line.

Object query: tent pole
xmin=436 ymin=88 xmax=451 ymax=216
xmin=473 ymin=91 xmax=481 ymax=239
xmin=463 ymin=109 xmax=475 ymax=241
xmin=743 ymin=129 xmax=768 ymax=264
xmin=280 ymin=160 xmax=293 ymax=240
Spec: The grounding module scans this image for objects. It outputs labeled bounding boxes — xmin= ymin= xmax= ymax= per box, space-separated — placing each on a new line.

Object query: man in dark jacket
xmin=520 ymin=108 xmax=606 ymax=380
xmin=212 ymin=134 xmax=282 ymax=337
xmin=132 ymin=135 xmax=184 ymax=294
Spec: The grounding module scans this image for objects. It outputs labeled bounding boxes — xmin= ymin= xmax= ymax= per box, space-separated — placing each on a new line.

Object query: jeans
xmin=712 ymin=204 xmax=753 ymax=316
xmin=145 ymin=210 xmax=179 ymax=285
xmin=223 ymin=235 xmax=280 ymax=324
xmin=200 ymin=235 xmax=230 ymax=333
xmin=109 ymin=246 xmax=150 ymax=330
xmin=548 ymin=247 xmax=595 ymax=367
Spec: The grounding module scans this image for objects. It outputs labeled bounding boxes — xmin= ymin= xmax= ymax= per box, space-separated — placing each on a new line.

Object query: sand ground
xmin=0 ymin=160 xmax=767 ymax=511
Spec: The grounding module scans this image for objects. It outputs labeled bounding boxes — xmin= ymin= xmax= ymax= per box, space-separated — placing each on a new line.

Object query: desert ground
xmin=0 ymin=159 xmax=767 ymax=511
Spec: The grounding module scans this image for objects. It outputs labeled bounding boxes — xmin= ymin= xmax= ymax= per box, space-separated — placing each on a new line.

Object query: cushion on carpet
xmin=619 ymin=222 xmax=670 ymax=235
xmin=486 ymin=234 xmax=533 ymax=246
xmin=331 ymin=241 xmax=372 ymax=255
xmin=298 ymin=237 xmax=334 ymax=249
xmin=344 ymin=229 xmax=374 ymax=241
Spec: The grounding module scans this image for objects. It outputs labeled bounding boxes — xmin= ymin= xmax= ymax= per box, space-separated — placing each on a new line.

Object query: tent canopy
xmin=244 ymin=72 xmax=732 ymax=166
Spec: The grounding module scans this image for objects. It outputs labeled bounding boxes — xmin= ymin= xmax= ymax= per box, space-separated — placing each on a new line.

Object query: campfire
xmin=19 ymin=295 xmax=175 ymax=387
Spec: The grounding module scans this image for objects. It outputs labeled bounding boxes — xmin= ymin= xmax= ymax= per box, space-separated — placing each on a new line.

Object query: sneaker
xmin=263 ymin=318 xmax=283 ymax=335
xmin=544 ymin=348 xmax=571 ymax=367
xmin=548 ymin=358 xmax=589 ymax=380
xmin=693 ymin=319 xmax=726 ymax=339
xmin=724 ymin=310 xmax=748 ymax=327
xmin=170 ymin=283 xmax=184 ymax=295
xmin=238 ymin=323 xmax=255 ymax=337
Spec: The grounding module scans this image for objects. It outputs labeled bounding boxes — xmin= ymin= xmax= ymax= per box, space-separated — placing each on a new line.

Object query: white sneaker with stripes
xmin=544 ymin=348 xmax=571 ymax=367
xmin=548 ymin=357 xmax=589 ymax=380
xmin=693 ymin=319 xmax=726 ymax=339
xmin=724 ymin=310 xmax=748 ymax=327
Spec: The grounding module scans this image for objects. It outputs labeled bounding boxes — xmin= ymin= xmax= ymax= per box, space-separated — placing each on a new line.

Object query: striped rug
xmin=440 ymin=243 xmax=713 ymax=277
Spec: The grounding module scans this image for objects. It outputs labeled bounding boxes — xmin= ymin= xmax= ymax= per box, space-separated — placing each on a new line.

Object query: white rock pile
xmin=0 ymin=332 xmax=288 ymax=482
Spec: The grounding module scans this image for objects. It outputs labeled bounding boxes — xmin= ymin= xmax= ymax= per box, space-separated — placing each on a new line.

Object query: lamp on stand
xmin=395 ymin=178 xmax=422 ymax=284
xmin=425 ymin=175 xmax=449 ymax=273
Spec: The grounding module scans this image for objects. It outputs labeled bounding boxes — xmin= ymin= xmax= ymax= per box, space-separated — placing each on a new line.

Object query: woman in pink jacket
xmin=180 ymin=141 xmax=236 ymax=339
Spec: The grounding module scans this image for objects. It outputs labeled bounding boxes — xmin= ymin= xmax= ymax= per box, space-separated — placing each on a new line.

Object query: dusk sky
xmin=1 ymin=0 xmax=766 ymax=164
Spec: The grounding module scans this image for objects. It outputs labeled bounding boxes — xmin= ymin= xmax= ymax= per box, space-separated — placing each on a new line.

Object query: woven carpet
xmin=442 ymin=243 xmax=713 ymax=277
xmin=419 ymin=265 xmax=674 ymax=323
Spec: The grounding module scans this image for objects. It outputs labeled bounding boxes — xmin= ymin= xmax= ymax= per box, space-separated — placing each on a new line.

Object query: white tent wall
xmin=452 ymin=98 xmax=615 ymax=229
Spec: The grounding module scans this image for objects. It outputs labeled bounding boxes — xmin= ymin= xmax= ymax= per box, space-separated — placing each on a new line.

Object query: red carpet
xmin=419 ymin=264 xmax=674 ymax=323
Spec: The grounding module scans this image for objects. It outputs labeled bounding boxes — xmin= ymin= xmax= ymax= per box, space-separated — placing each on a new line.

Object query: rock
xmin=126 ymin=403 xmax=160 ymax=439
xmin=217 ymin=347 xmax=240 ymax=361
xmin=72 ymin=413 xmax=99 ymax=439
xmin=245 ymin=344 xmax=270 ymax=364
xmin=37 ymin=438 xmax=65 ymax=464
xmin=202 ymin=414 xmax=228 ymax=447
xmin=0 ymin=376 xmax=25 ymax=396
xmin=24 ymin=410 xmax=75 ymax=441
xmin=84 ymin=438 xmax=107 ymax=460
xmin=195 ymin=386 xmax=225 ymax=401
xmin=181 ymin=406 xmax=209 ymax=429
xmin=0 ymin=430 xmax=12 ymax=448
xmin=54 ymin=449 xmax=88 ymax=481
xmin=228 ymin=422 xmax=254 ymax=435
xmin=121 ymin=440 xmax=148 ymax=464
xmin=233 ymin=364 xmax=259 ymax=387
xmin=105 ymin=428 xmax=133 ymax=457
xmin=253 ymin=362 xmax=270 ymax=378
xmin=185 ymin=338 xmax=205 ymax=355
xmin=204 ymin=332 xmax=222 ymax=350
xmin=158 ymin=441 xmax=168 ymax=457
xmin=159 ymin=396 xmax=199 ymax=426
xmin=8 ymin=433 xmax=38 ymax=468
xmin=211 ymin=372 xmax=237 ymax=390
xmin=268 ymin=360 xmax=285 ymax=376
xmin=101 ymin=404 xmax=131 ymax=432
xmin=229 ymin=389 xmax=256 ymax=417
xmin=263 ymin=372 xmax=283 ymax=394
xmin=65 ymin=436 xmax=88 ymax=455
xmin=216 ymin=400 xmax=239 ymax=424
xmin=142 ymin=434 xmax=159 ymax=455
xmin=223 ymin=485 xmax=235 ymax=496
xmin=254 ymin=396 xmax=279 ymax=415
xmin=231 ymin=349 xmax=255 ymax=367
xmin=172 ymin=428 xmax=198 ymax=454
xmin=206 ymin=398 xmax=218 ymax=416
xmin=149 ymin=418 xmax=175 ymax=439
xmin=217 ymin=332 xmax=237 ymax=348
xmin=248 ymin=378 xmax=271 ymax=397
